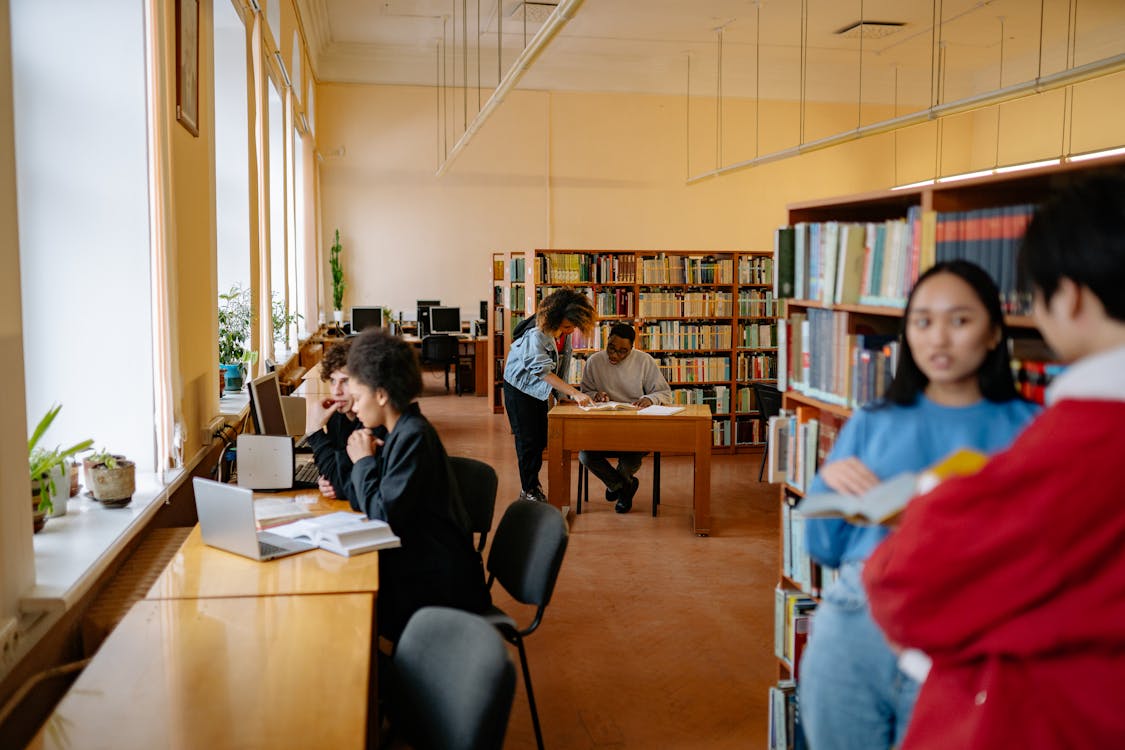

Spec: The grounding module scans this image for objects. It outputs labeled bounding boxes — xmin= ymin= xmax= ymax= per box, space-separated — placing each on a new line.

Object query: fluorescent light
xmin=890 ymin=179 xmax=935 ymax=191
xmin=274 ymin=51 xmax=292 ymax=88
xmin=937 ymin=169 xmax=995 ymax=184
xmin=1067 ymin=146 xmax=1125 ymax=163
xmin=995 ymin=158 xmax=1061 ymax=174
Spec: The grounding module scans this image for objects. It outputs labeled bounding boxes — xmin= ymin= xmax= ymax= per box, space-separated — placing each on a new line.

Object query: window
xmin=214 ymin=0 xmax=251 ymax=296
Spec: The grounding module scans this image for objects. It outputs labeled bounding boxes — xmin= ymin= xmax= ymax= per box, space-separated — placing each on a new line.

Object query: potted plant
xmin=271 ymin=292 xmax=303 ymax=352
xmin=28 ymin=405 xmax=93 ymax=531
xmin=329 ymin=229 xmax=345 ymax=323
xmin=85 ymin=449 xmax=137 ymax=508
xmin=218 ymin=284 xmax=257 ymax=393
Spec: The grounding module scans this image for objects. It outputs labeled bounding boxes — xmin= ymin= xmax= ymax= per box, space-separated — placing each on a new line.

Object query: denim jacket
xmin=503 ymin=325 xmax=571 ymax=401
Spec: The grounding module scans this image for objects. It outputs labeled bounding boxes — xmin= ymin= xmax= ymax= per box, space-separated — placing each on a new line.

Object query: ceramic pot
xmin=87 ymin=459 xmax=136 ymax=508
xmin=48 ymin=464 xmax=68 ymax=517
xmin=221 ymin=363 xmax=245 ymax=393
xmin=68 ymin=460 xmax=80 ymax=497
xmin=31 ymin=489 xmax=48 ymax=533
xmin=332 ymin=309 xmax=344 ymax=323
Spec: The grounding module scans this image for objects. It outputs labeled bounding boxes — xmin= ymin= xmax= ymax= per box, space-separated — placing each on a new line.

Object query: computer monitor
xmin=429 ymin=306 xmax=462 ymax=336
xmin=416 ymin=299 xmax=441 ymax=336
xmin=247 ymin=371 xmax=288 ymax=436
xmin=351 ymin=306 xmax=384 ymax=334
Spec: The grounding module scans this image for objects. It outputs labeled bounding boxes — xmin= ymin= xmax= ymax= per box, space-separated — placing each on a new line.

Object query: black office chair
xmin=751 ymin=383 xmax=783 ymax=482
xmin=421 ymin=334 xmax=460 ymax=393
xmin=392 ymin=607 xmax=516 ymax=750
xmin=449 ymin=456 xmax=498 ymax=553
xmin=576 ymin=452 xmax=662 ymax=517
xmin=482 ymin=500 xmax=569 ymax=750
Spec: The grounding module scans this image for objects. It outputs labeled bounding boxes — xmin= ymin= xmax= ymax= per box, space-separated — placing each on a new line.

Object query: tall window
xmin=214 ymin=0 xmax=251 ymax=295
xmin=267 ymin=77 xmax=286 ymax=356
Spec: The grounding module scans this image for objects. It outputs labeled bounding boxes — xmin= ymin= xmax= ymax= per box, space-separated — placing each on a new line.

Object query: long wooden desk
xmin=547 ymin=404 xmax=713 ymax=536
xmin=27 ymin=594 xmax=373 ymax=750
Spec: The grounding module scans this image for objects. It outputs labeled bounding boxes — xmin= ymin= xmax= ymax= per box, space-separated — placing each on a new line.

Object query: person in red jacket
xmin=864 ymin=172 xmax=1125 ymax=749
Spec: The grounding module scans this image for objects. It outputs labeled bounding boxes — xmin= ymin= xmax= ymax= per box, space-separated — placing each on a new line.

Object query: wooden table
xmin=27 ymin=594 xmax=373 ymax=750
xmin=401 ymin=335 xmax=489 ymax=396
xmin=547 ymin=404 xmax=713 ymax=535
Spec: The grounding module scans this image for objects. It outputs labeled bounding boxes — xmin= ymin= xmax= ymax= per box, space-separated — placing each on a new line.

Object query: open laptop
xmin=193 ymin=477 xmax=315 ymax=560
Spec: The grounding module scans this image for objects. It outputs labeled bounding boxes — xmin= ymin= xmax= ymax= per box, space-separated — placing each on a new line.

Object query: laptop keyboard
xmin=259 ymin=540 xmax=290 ymax=557
xmin=294 ymin=461 xmax=320 ymax=484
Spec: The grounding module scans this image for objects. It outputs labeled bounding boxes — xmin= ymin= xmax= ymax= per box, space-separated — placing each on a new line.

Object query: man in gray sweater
xmin=579 ymin=323 xmax=673 ymax=513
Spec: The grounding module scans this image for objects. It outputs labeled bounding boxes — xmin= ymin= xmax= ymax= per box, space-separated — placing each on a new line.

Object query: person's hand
xmin=346 ymin=429 xmax=378 ymax=463
xmin=572 ymin=391 xmax=594 ymax=407
xmin=594 ymin=391 xmax=610 ymax=403
xmin=818 ymin=457 xmax=880 ymax=496
xmin=633 ymin=397 xmax=653 ymax=408
xmin=317 ymin=476 xmax=337 ymax=499
xmin=306 ymin=396 xmax=335 ymax=432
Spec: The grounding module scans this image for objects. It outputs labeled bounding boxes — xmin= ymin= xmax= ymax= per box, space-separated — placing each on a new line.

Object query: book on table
xmin=578 ymin=401 xmax=637 ymax=411
xmin=254 ymin=496 xmax=315 ymax=528
xmin=795 ymin=448 xmax=989 ymax=525
xmin=637 ymin=404 xmax=685 ymax=415
xmin=269 ymin=511 xmax=401 ymax=556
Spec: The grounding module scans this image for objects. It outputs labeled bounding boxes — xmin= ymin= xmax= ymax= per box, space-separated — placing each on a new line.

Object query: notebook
xmin=193 ymin=477 xmax=316 ymax=560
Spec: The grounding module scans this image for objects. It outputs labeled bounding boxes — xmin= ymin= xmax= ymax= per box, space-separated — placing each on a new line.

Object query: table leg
xmin=693 ymin=421 xmax=711 ymax=536
xmin=546 ymin=419 xmax=570 ymax=511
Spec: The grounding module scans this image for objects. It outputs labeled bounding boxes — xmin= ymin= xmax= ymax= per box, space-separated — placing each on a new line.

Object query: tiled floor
xmin=419 ymin=380 xmax=779 ymax=749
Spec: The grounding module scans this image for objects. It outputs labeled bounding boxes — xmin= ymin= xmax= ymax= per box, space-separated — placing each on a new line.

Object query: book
xmin=270 ymin=511 xmax=401 ymax=556
xmin=254 ymin=496 xmax=315 ymax=528
xmin=578 ymin=401 xmax=637 ymax=411
xmin=795 ymin=448 xmax=989 ymax=524
xmin=637 ymin=404 xmax=685 ymax=415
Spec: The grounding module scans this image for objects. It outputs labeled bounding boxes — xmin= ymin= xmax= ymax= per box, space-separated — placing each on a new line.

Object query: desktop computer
xmin=429 ymin=306 xmax=462 ymax=336
xmin=416 ymin=299 xmax=441 ymax=337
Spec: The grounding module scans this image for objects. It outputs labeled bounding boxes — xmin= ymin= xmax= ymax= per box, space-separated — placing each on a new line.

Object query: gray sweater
xmin=579 ymin=349 xmax=672 ymax=404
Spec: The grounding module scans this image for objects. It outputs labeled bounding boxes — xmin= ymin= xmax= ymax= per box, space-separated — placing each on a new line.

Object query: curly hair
xmin=536 ymin=288 xmax=596 ymax=335
xmin=319 ymin=339 xmax=352 ymax=382
xmin=345 ymin=329 xmax=423 ymax=412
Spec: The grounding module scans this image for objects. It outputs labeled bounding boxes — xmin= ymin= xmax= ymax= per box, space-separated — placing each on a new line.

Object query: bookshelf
xmin=531 ymin=249 xmax=777 ymax=451
xmin=768 ymin=155 xmax=1125 ymax=726
xmin=486 ymin=251 xmax=532 ymax=415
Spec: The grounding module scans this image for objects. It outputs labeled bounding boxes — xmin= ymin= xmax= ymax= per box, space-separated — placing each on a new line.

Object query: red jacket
xmin=864 ymin=399 xmax=1125 ymax=749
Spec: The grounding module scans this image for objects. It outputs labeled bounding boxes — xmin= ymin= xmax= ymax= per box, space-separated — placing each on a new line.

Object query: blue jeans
xmin=798 ymin=563 xmax=920 ymax=750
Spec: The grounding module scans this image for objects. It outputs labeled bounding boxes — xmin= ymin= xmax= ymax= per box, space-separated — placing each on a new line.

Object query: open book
xmin=579 ymin=401 xmax=637 ymax=411
xmin=795 ymin=448 xmax=989 ymax=525
xmin=254 ymin=496 xmax=315 ymax=528
xmin=637 ymin=404 xmax=684 ymax=416
xmin=269 ymin=511 xmax=401 ymax=556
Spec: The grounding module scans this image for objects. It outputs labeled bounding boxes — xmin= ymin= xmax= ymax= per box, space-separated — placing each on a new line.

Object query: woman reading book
xmin=798 ymin=261 xmax=1040 ymax=750
xmin=344 ymin=329 xmax=490 ymax=641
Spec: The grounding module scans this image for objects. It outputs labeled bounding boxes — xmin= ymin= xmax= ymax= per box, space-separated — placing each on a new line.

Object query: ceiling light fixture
xmin=510 ymin=2 xmax=559 ymax=25
xmin=1067 ymin=146 xmax=1125 ymax=162
xmin=835 ymin=21 xmax=905 ymax=40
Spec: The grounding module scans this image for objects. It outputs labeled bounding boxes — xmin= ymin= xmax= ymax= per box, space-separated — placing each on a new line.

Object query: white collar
xmin=1046 ymin=345 xmax=1125 ymax=405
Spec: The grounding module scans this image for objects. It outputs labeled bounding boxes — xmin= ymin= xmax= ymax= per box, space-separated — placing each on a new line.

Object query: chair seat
xmin=482 ymin=607 xmax=518 ymax=632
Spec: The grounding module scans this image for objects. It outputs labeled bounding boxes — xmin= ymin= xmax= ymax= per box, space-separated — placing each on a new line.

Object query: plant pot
xmin=221 ymin=363 xmax=245 ymax=393
xmin=31 ymin=488 xmax=48 ymax=533
xmin=87 ymin=460 xmax=136 ymax=508
xmin=332 ymin=309 xmax=343 ymax=323
xmin=68 ymin=460 xmax=81 ymax=497
xmin=219 ymin=367 xmax=226 ymax=395
xmin=83 ymin=454 xmax=125 ymax=493
xmin=47 ymin=464 xmax=68 ymax=518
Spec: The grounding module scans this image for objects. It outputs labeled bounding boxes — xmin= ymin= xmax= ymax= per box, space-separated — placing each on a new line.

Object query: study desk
xmin=27 ymin=594 xmax=373 ymax=750
xmin=401 ymin=334 xmax=489 ymax=396
xmin=546 ymin=404 xmax=713 ymax=536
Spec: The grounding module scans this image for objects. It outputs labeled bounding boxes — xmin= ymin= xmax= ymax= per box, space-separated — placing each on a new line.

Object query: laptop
xmin=193 ymin=477 xmax=316 ymax=561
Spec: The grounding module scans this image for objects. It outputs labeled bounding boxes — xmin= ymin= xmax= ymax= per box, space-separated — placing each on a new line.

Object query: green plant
xmin=329 ymin=229 xmax=345 ymax=311
xmin=218 ymin=284 xmax=256 ymax=365
xmin=86 ymin=449 xmax=121 ymax=470
xmin=271 ymin=293 xmax=303 ymax=348
xmin=28 ymin=405 xmax=93 ymax=514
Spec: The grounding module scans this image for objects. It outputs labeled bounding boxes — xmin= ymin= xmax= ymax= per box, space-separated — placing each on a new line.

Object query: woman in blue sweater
xmin=798 ymin=261 xmax=1040 ymax=750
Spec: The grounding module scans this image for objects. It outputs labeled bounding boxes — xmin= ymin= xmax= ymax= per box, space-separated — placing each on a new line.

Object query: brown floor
xmin=418 ymin=375 xmax=780 ymax=750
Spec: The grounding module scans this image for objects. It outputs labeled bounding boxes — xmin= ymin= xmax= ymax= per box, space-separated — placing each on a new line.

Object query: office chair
xmin=421 ymin=334 xmax=460 ymax=393
xmin=449 ymin=456 xmax=498 ymax=553
xmin=482 ymin=500 xmax=569 ymax=750
xmin=392 ymin=607 xmax=516 ymax=750
xmin=576 ymin=452 xmax=662 ymax=517
xmin=750 ymin=383 xmax=783 ymax=481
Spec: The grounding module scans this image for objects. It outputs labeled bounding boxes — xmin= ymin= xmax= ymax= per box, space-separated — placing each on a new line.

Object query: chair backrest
xmin=750 ymin=382 xmax=782 ymax=425
xmin=393 ymin=607 xmax=516 ymax=750
xmin=448 ymin=456 xmax=498 ymax=552
xmin=422 ymin=334 xmax=458 ymax=363
xmin=486 ymin=500 xmax=569 ymax=631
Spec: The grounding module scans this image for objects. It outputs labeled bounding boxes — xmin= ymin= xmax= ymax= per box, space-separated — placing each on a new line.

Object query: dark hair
xmin=1020 ymin=171 xmax=1125 ymax=322
xmin=536 ymin=289 xmax=596 ymax=336
xmin=882 ymin=260 xmax=1020 ymax=406
xmin=608 ymin=323 xmax=636 ymax=343
xmin=319 ymin=339 xmax=352 ymax=382
xmin=345 ymin=329 xmax=422 ymax=412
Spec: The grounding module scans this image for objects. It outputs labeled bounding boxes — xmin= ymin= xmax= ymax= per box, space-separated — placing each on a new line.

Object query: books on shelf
xmin=795 ymin=448 xmax=990 ymax=524
xmin=270 ymin=511 xmax=401 ymax=556
xmin=768 ymin=680 xmax=808 ymax=750
xmin=774 ymin=587 xmax=816 ymax=675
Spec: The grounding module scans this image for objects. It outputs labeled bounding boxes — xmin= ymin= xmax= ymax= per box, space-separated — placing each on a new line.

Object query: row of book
xmin=784 ymin=310 xmax=901 ymax=408
xmin=739 ymin=255 xmax=774 ymax=285
xmin=655 ymin=355 xmax=731 ymax=383
xmin=735 ymin=417 xmax=766 ymax=445
xmin=671 ymin=384 xmax=730 ymax=413
xmin=712 ymin=419 xmax=731 ymax=447
xmin=736 ymin=385 xmax=762 ymax=413
xmin=934 ymin=203 xmax=1036 ymax=314
xmin=1011 ymin=357 xmax=1065 ymax=405
xmin=640 ymin=254 xmax=734 ymax=284
xmin=768 ymin=681 xmax=808 ymax=750
xmin=637 ymin=292 xmax=733 ymax=317
xmin=509 ymin=284 xmax=526 ymax=312
xmin=736 ymin=352 xmax=778 ymax=380
xmin=768 ymin=407 xmax=843 ymax=496
xmin=639 ymin=322 xmax=732 ymax=351
xmin=738 ymin=289 xmax=777 ymax=317
xmin=534 ymin=253 xmax=638 ymax=284
xmin=595 ymin=289 xmax=634 ymax=316
xmin=510 ymin=257 xmax=527 ymax=283
xmin=773 ymin=587 xmax=815 ymax=677
xmin=741 ymin=321 xmax=777 ymax=348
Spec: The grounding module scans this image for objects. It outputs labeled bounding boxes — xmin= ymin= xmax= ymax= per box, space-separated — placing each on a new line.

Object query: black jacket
xmin=306 ymin=411 xmax=383 ymax=509
xmin=350 ymin=403 xmax=491 ymax=640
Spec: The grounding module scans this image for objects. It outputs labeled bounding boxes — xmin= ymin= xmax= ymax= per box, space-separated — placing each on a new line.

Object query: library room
xmin=2 ymin=0 xmax=1124 ymax=748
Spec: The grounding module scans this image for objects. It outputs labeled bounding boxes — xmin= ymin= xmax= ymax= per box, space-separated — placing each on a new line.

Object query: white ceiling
xmin=296 ymin=0 xmax=1125 ymax=106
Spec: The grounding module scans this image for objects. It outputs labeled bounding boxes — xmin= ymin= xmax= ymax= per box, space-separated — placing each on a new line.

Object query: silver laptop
xmin=193 ymin=477 xmax=315 ymax=561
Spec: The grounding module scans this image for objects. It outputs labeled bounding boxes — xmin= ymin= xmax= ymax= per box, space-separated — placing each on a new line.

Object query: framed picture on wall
xmin=175 ymin=0 xmax=200 ymax=136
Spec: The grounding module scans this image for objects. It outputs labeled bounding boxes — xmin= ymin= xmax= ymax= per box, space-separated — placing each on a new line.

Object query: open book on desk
xmin=269 ymin=512 xmax=401 ymax=556
xmin=254 ymin=496 xmax=315 ymax=529
xmin=795 ymin=448 xmax=989 ymax=525
xmin=636 ymin=404 xmax=684 ymax=416
xmin=578 ymin=401 xmax=637 ymax=411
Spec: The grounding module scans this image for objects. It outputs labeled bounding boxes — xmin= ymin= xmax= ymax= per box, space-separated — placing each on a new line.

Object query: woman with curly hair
xmin=345 ymin=329 xmax=490 ymax=641
xmin=503 ymin=288 xmax=595 ymax=502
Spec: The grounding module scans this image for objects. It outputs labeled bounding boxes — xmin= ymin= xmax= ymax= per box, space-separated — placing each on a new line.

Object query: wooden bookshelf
xmin=531 ymin=249 xmax=778 ymax=452
xmin=486 ymin=251 xmax=532 ymax=414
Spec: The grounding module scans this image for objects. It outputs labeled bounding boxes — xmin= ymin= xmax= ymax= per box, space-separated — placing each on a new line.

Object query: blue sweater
xmin=806 ymin=395 xmax=1040 ymax=568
